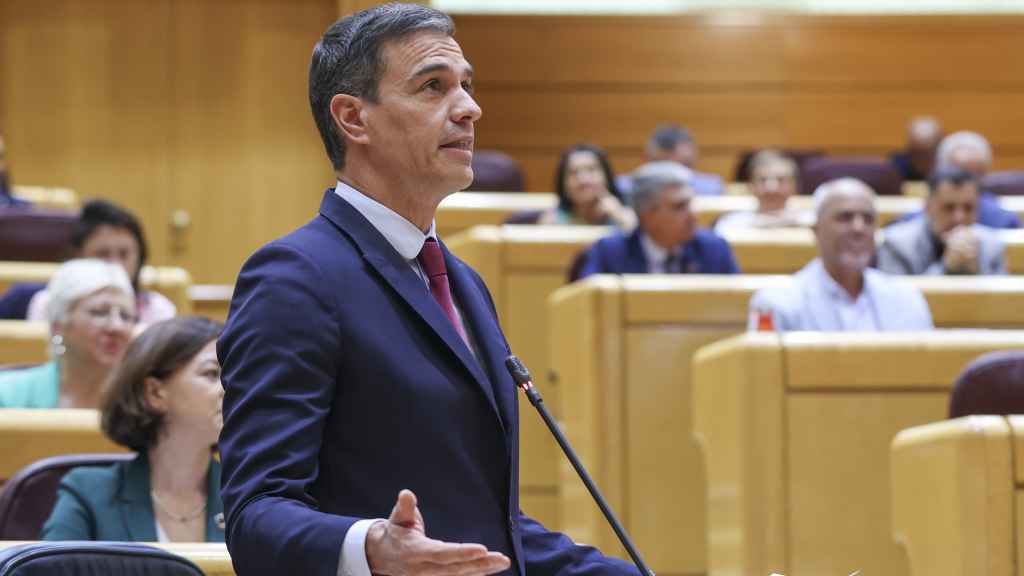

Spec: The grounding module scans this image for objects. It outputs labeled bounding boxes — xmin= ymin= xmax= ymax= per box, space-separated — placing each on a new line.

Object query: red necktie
xmin=417 ymin=239 xmax=470 ymax=347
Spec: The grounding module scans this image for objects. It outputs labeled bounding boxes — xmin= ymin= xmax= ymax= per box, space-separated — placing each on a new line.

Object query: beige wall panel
xmin=783 ymin=92 xmax=1024 ymax=150
xmin=473 ymin=90 xmax=786 ymax=152
xmin=167 ymin=0 xmax=337 ymax=283
xmin=782 ymin=17 xmax=1024 ymax=86
xmin=456 ymin=15 xmax=785 ymax=86
xmin=787 ymin=393 xmax=947 ymax=576
xmin=0 ymin=0 xmax=175 ymax=261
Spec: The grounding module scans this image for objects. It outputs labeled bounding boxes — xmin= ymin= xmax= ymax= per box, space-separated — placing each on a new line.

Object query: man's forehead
xmin=384 ymin=32 xmax=471 ymax=77
xmin=825 ymin=190 xmax=874 ymax=213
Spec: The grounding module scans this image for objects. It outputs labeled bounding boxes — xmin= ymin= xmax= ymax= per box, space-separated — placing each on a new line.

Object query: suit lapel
xmin=625 ymin=230 xmax=650 ymax=274
xmin=444 ymin=243 xmax=511 ymax=437
xmin=117 ymin=454 xmax=157 ymax=541
xmin=318 ymin=191 xmax=503 ymax=426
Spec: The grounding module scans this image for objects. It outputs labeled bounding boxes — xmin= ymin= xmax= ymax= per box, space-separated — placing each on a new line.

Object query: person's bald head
xmin=812 ymin=178 xmax=877 ymax=277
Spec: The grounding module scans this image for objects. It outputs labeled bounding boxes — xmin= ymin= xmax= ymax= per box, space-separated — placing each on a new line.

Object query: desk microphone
xmin=504 ymin=355 xmax=654 ymax=576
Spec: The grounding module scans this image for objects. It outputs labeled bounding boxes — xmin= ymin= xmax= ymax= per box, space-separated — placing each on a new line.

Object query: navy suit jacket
xmin=578 ymin=228 xmax=740 ymax=278
xmin=217 ymin=191 xmax=636 ymax=576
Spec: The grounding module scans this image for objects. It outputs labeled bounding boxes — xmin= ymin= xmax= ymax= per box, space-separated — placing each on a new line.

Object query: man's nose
xmin=452 ymin=90 xmax=482 ymax=124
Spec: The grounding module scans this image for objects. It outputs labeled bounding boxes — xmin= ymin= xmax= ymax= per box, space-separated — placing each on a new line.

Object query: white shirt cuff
xmin=337 ymin=519 xmax=385 ymax=576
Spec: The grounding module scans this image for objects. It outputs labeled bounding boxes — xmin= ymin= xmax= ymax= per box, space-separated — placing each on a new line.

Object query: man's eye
xmin=423 ymin=79 xmax=441 ymax=92
xmin=461 ymin=81 xmax=474 ymax=94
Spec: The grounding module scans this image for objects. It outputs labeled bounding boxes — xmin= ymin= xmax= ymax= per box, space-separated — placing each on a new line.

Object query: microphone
xmin=504 ymin=355 xmax=655 ymax=576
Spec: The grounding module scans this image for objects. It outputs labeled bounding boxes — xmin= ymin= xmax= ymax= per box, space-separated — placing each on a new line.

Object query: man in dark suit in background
xmin=217 ymin=4 xmax=639 ymax=576
xmin=579 ymin=161 xmax=739 ymax=278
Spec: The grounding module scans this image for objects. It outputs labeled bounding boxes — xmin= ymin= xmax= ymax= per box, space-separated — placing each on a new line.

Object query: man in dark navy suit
xmin=217 ymin=4 xmax=639 ymax=576
xmin=579 ymin=161 xmax=740 ymax=279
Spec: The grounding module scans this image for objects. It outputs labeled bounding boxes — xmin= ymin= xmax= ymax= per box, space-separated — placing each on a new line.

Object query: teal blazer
xmin=40 ymin=453 xmax=224 ymax=542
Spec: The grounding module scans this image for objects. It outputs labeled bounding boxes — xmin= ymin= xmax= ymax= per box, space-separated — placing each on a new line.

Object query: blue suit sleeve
xmin=577 ymin=244 xmax=603 ymax=280
xmin=518 ymin=513 xmax=641 ymax=575
xmin=40 ymin=478 xmax=95 ymax=540
xmin=217 ymin=243 xmax=355 ymax=576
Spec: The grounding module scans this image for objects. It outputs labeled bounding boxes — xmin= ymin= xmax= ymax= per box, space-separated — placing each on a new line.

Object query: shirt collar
xmin=639 ymin=232 xmax=671 ymax=266
xmin=334 ymin=180 xmax=437 ymax=260
xmin=811 ymin=258 xmax=871 ymax=303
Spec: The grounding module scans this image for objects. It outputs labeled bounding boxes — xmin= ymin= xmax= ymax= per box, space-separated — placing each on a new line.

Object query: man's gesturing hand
xmin=366 ymin=489 xmax=512 ymax=576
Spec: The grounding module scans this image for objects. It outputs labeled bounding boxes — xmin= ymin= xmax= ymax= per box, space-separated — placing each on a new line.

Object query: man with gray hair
xmin=935 ymin=130 xmax=1019 ymax=228
xmin=579 ymin=160 xmax=738 ymax=277
xmin=748 ymin=178 xmax=932 ymax=331
xmin=218 ymin=4 xmax=640 ymax=576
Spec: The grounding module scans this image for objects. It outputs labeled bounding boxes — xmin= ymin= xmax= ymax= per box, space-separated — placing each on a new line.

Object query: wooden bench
xmin=692 ymin=332 xmax=1024 ymax=576
xmin=0 ymin=263 xmax=193 ymax=315
xmin=436 ymin=192 xmax=556 ymax=238
xmin=890 ymin=415 xmax=1023 ymax=576
xmin=10 ymin=186 xmax=79 ymax=211
xmin=0 ymin=410 xmax=127 ymax=486
xmin=547 ymin=275 xmax=1024 ymax=575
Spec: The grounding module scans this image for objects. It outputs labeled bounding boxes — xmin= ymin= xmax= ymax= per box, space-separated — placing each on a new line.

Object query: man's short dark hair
xmin=648 ymin=124 xmax=693 ymax=154
xmin=309 ymin=3 xmax=455 ymax=171
xmin=928 ymin=167 xmax=979 ymax=196
xmin=72 ymin=199 xmax=149 ymax=287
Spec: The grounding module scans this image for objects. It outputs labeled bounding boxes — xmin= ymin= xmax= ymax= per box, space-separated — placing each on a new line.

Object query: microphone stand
xmin=505 ymin=355 xmax=655 ymax=576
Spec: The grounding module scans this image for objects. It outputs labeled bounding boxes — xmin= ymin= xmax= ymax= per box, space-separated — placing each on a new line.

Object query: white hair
xmin=811 ymin=177 xmax=877 ymax=220
xmin=630 ymin=161 xmax=693 ymax=212
xmin=46 ymin=258 xmax=134 ymax=326
xmin=935 ymin=130 xmax=993 ymax=170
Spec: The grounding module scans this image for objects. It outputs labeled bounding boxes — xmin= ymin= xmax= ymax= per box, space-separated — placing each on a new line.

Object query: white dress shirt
xmin=748 ymin=258 xmax=934 ymax=332
xmin=639 ymin=233 xmax=679 ymax=273
xmin=332 ymin=182 xmax=476 ymax=576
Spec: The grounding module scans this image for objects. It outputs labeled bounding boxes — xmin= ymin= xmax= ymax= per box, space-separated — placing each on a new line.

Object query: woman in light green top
xmin=0 ymin=258 xmax=136 ymax=408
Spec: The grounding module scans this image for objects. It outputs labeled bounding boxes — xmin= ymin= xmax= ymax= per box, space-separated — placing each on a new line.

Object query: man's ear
xmin=330 ymin=93 xmax=370 ymax=146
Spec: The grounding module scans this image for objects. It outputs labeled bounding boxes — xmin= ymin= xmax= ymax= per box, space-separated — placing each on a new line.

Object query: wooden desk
xmin=0 ymin=263 xmax=193 ymax=315
xmin=436 ymin=192 xmax=556 ymax=239
xmin=0 ymin=541 xmax=233 ymax=576
xmin=548 ymin=275 xmax=1024 ymax=576
xmin=0 ymin=410 xmax=127 ymax=484
xmin=10 ymin=186 xmax=79 ymax=210
xmin=0 ymin=321 xmax=48 ymax=365
xmin=446 ymin=224 xmax=608 ymax=529
xmin=188 ymin=285 xmax=234 ymax=322
xmin=891 ymin=415 xmax=1018 ymax=576
xmin=693 ymin=332 xmax=1024 ymax=576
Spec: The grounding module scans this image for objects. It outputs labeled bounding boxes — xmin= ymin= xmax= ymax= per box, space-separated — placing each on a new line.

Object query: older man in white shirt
xmin=748 ymin=178 xmax=933 ymax=331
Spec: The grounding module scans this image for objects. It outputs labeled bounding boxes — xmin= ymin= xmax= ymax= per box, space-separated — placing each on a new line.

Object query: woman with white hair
xmin=0 ymin=259 xmax=136 ymax=408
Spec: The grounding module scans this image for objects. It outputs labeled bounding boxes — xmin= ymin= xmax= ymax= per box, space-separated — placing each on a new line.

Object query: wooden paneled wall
xmin=5 ymin=9 xmax=1024 ymax=280
xmin=454 ymin=14 xmax=1024 ymax=191
xmin=0 ymin=0 xmax=339 ymax=284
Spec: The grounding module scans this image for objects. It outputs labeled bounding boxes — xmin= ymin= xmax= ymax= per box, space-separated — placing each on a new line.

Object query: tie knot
xmin=417 ymin=238 xmax=447 ymax=279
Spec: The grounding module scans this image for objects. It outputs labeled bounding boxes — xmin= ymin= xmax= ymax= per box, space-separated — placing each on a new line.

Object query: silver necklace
xmin=150 ymin=490 xmax=206 ymax=523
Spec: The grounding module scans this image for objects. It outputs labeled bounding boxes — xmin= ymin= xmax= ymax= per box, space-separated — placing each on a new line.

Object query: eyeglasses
xmin=81 ymin=305 xmax=138 ymax=327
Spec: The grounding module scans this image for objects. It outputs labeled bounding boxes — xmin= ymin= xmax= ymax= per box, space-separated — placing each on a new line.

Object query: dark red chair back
xmin=468 ymin=150 xmax=525 ymax=192
xmin=948 ymin=351 xmax=1024 ymax=419
xmin=800 ymin=156 xmax=904 ymax=196
xmin=0 ymin=453 xmax=135 ymax=540
xmin=0 ymin=208 xmax=77 ymax=262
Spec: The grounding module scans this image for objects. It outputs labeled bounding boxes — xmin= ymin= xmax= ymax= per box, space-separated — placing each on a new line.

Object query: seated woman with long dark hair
xmin=42 ymin=316 xmax=225 ymax=542
xmin=536 ymin=143 xmax=636 ymax=229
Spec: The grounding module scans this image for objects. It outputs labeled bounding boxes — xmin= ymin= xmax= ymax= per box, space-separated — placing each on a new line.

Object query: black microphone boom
xmin=504 ymin=355 xmax=655 ymax=576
